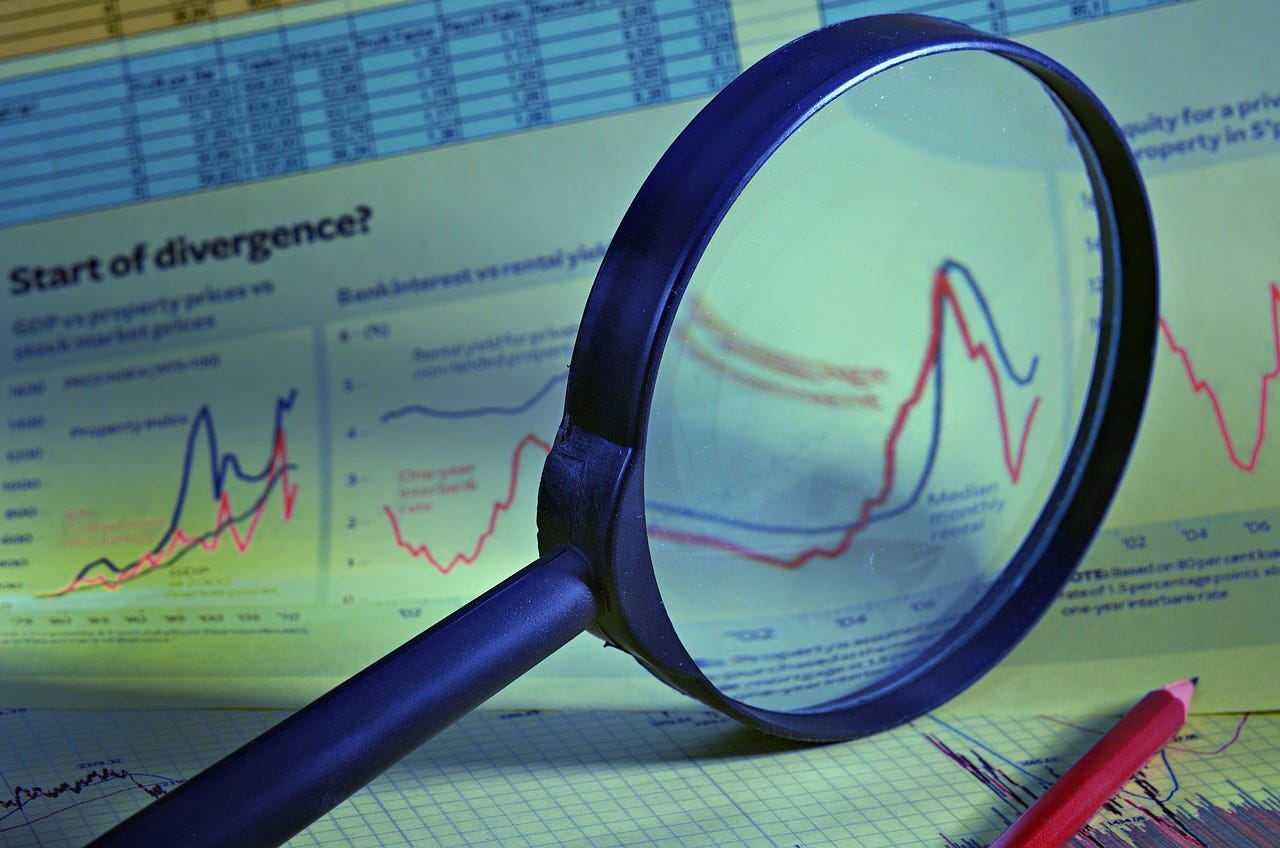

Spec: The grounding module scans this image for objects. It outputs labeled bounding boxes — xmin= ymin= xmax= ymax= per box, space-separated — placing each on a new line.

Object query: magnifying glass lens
xmin=644 ymin=51 xmax=1102 ymax=712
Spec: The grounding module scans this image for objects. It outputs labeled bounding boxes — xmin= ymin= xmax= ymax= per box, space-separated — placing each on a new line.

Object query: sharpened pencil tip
xmin=1165 ymin=678 xmax=1196 ymax=710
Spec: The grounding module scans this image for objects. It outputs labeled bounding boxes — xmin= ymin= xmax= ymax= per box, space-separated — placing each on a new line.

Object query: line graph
xmin=327 ymin=289 xmax=580 ymax=599
xmin=927 ymin=713 xmax=1249 ymax=811
xmin=5 ymin=708 xmax=1274 ymax=848
xmin=380 ymin=373 xmax=568 ymax=423
xmin=372 ymin=369 xmax=567 ymax=575
xmin=0 ymin=765 xmax=177 ymax=835
xmin=647 ymin=259 xmax=1043 ymax=570
xmin=648 ymin=259 xmax=1038 ymax=536
xmin=382 ymin=432 xmax=551 ymax=575
xmin=42 ymin=391 xmax=300 ymax=597
xmin=930 ymin=713 xmax=1280 ymax=848
xmin=1159 ymin=281 xmax=1280 ymax=473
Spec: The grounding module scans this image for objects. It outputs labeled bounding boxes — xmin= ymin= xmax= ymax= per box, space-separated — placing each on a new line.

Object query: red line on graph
xmin=44 ymin=430 xmax=297 ymax=596
xmin=383 ymin=433 xmax=551 ymax=575
xmin=1160 ymin=282 xmax=1280 ymax=473
xmin=649 ymin=266 xmax=1041 ymax=570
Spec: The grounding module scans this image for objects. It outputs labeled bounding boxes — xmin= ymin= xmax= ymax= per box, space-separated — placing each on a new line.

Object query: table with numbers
xmin=0 ymin=0 xmax=739 ymax=227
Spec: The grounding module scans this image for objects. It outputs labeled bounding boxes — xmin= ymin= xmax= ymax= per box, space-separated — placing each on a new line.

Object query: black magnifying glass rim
xmin=537 ymin=13 xmax=1157 ymax=742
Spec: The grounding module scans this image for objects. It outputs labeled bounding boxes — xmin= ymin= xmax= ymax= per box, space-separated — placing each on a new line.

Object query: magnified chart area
xmin=644 ymin=51 xmax=1104 ymax=711
xmin=327 ymin=283 xmax=585 ymax=605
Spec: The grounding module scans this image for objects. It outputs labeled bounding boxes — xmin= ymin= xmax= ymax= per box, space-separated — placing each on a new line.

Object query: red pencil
xmin=989 ymin=679 xmax=1195 ymax=848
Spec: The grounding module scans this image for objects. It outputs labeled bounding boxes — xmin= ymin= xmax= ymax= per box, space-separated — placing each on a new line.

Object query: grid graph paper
xmin=2 ymin=707 xmax=1278 ymax=847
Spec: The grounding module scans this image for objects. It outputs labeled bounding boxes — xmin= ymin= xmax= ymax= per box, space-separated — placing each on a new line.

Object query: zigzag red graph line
xmin=45 ymin=429 xmax=297 ymax=597
xmin=1159 ymin=282 xmax=1280 ymax=473
xmin=382 ymin=433 xmax=551 ymax=575
xmin=648 ymin=265 xmax=1041 ymax=570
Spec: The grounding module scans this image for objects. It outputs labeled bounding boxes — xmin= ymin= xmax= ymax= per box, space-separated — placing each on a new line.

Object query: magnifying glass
xmin=87 ymin=14 xmax=1156 ymax=848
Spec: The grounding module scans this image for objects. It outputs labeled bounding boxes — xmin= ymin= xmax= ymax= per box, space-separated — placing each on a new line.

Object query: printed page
xmin=0 ymin=0 xmax=1276 ymax=717
xmin=2 ymin=705 xmax=1277 ymax=847
xmin=959 ymin=0 xmax=1280 ymax=715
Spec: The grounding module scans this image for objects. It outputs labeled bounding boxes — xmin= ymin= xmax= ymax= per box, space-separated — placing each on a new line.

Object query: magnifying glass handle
xmin=85 ymin=545 xmax=598 ymax=848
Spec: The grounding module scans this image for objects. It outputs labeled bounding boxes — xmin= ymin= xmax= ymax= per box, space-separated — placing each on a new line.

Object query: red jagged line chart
xmin=382 ymin=433 xmax=551 ymax=575
xmin=1159 ymin=281 xmax=1280 ymax=474
xmin=647 ymin=263 xmax=1042 ymax=570
xmin=42 ymin=392 xmax=299 ymax=597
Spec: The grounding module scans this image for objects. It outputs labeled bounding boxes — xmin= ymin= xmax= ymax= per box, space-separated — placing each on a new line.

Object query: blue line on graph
xmin=1155 ymin=749 xmax=1179 ymax=803
xmin=59 ymin=391 xmax=297 ymax=586
xmin=647 ymin=259 xmax=1038 ymax=534
xmin=928 ymin=715 xmax=1054 ymax=788
xmin=941 ymin=259 xmax=1038 ymax=387
xmin=380 ymin=372 xmax=568 ymax=423
xmin=153 ymin=390 xmax=297 ymax=555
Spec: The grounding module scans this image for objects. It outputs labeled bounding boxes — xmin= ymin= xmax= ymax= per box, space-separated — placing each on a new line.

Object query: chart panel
xmin=2 ymin=331 xmax=320 ymax=605
xmin=325 ymin=281 xmax=588 ymax=605
xmin=1 ymin=706 xmax=1276 ymax=847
